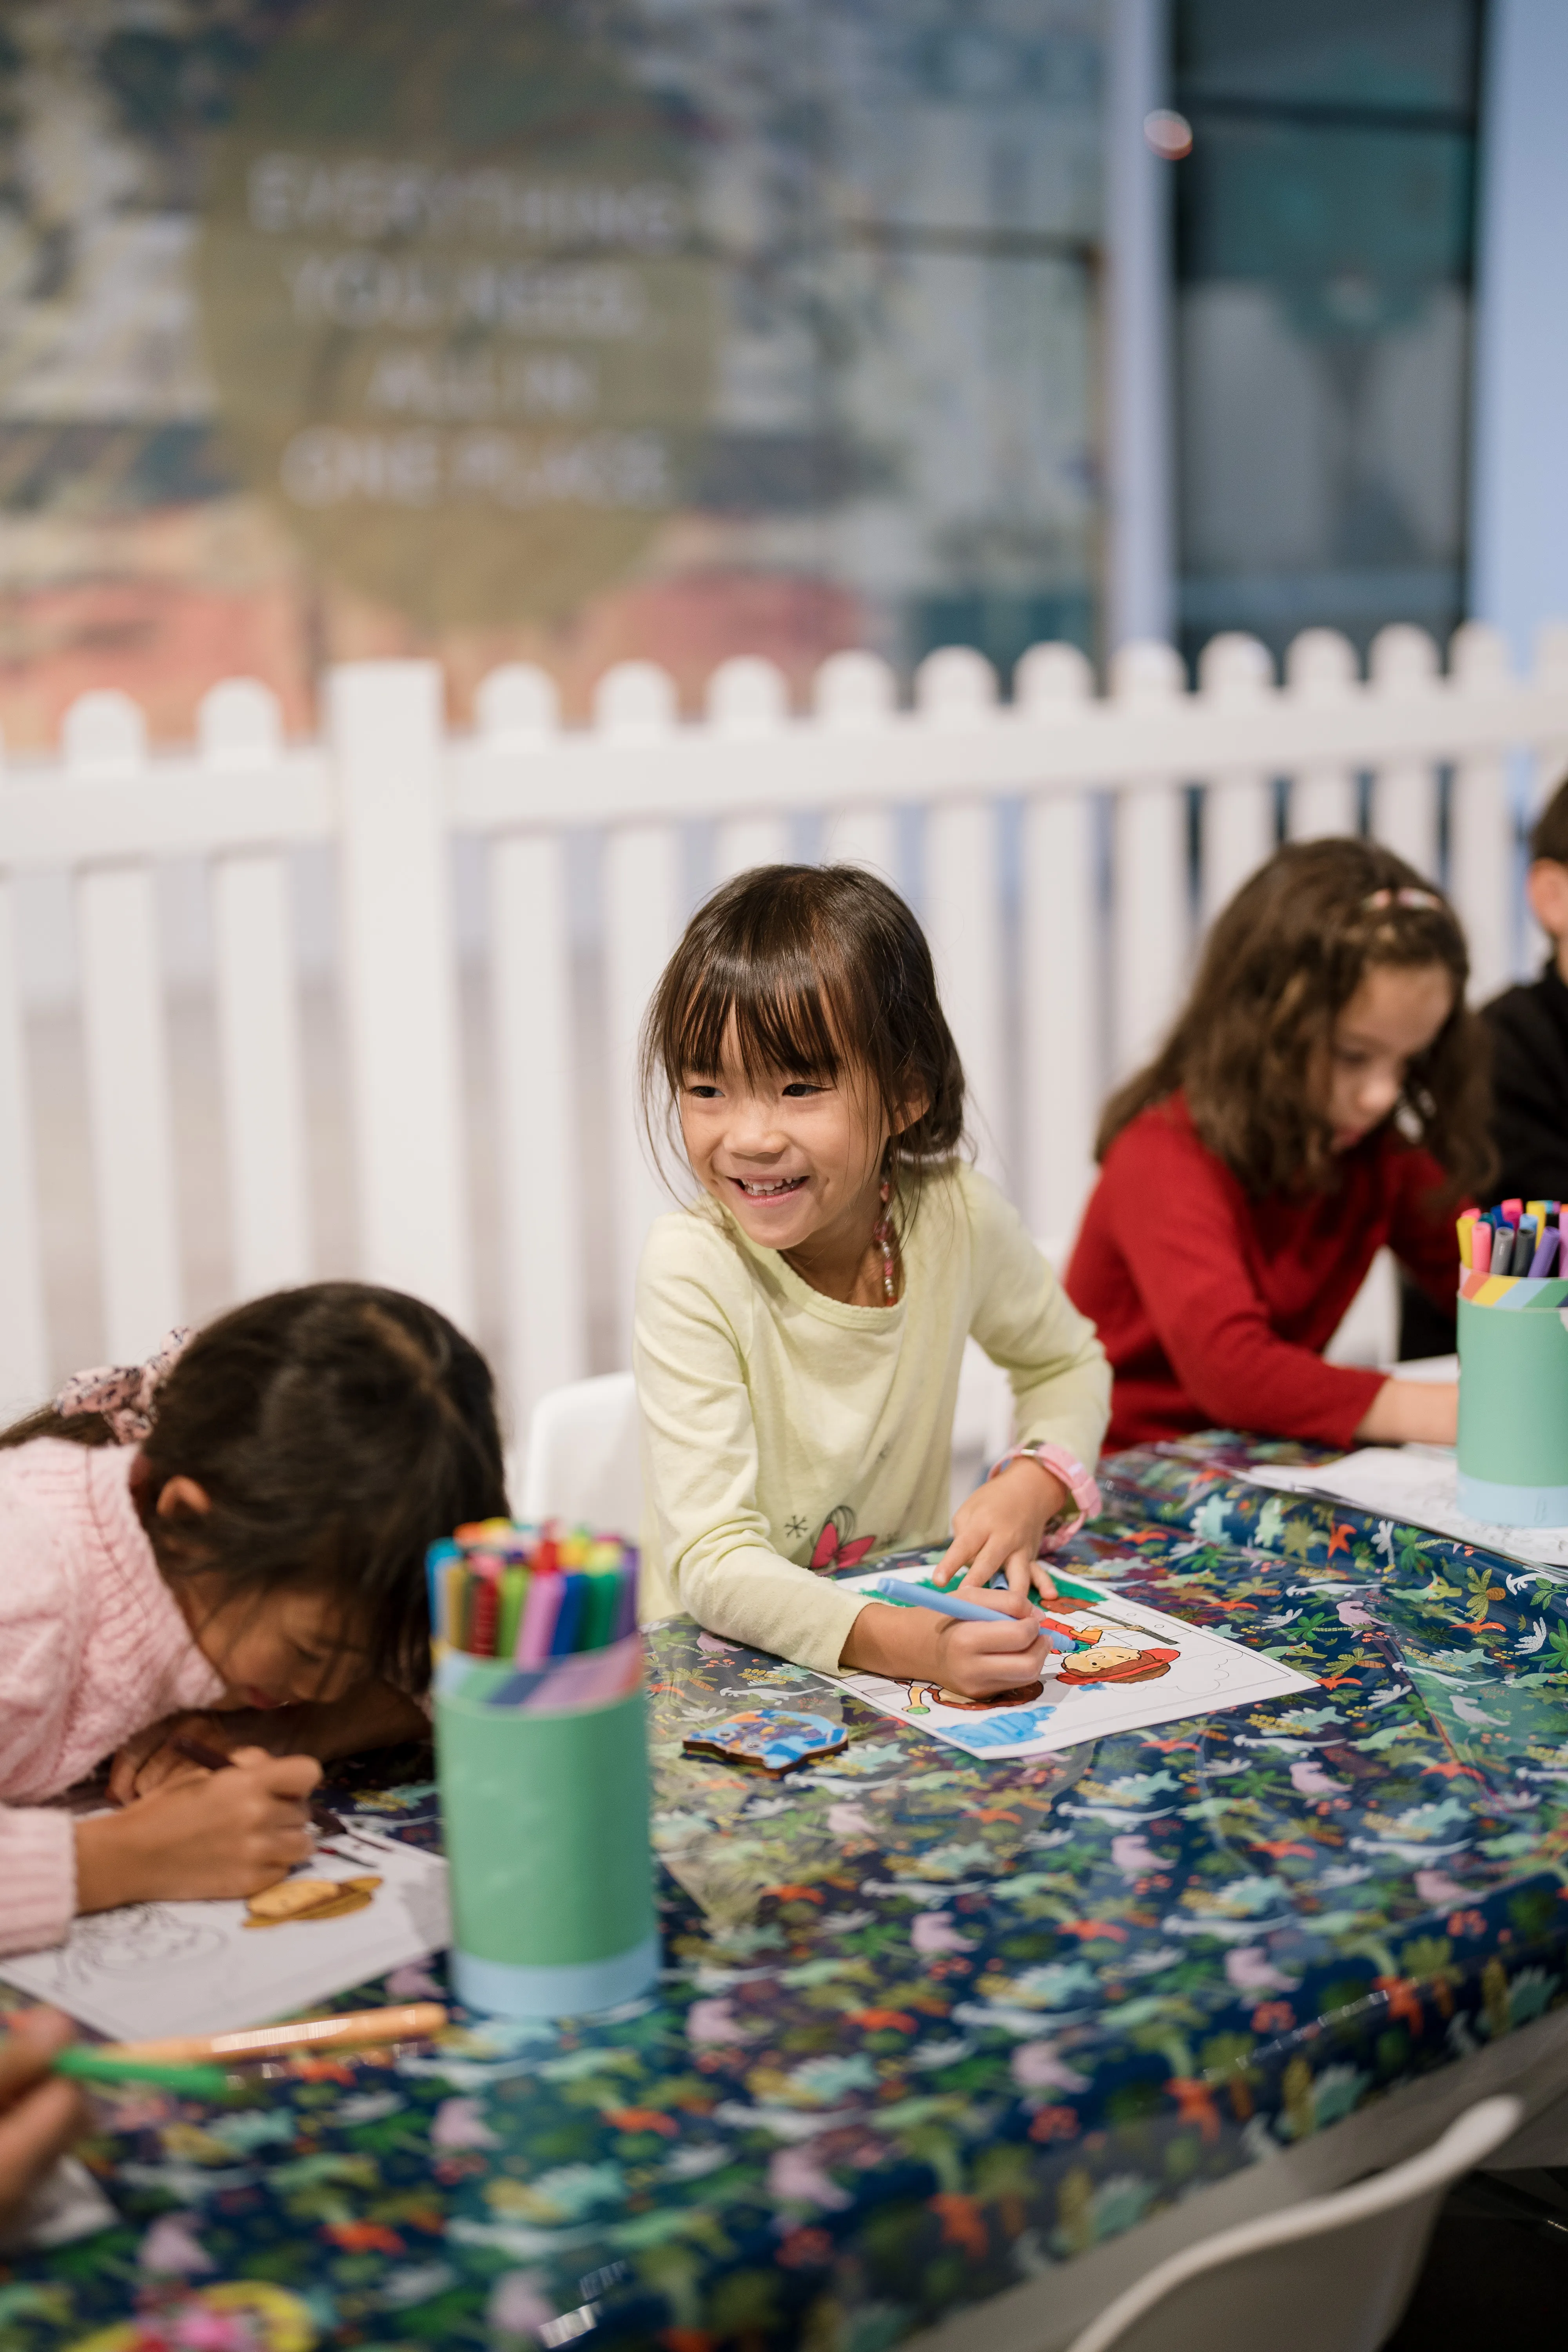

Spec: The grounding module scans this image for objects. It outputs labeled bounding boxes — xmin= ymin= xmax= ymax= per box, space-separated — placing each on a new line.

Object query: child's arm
xmin=1354 ymin=1377 xmax=1457 ymax=1446
xmin=108 ymin=1680 xmax=428 ymax=1803
xmin=941 ymin=1172 xmax=1111 ymax=1598
xmin=74 ymin=1748 xmax=320 ymax=1913
xmin=0 ymin=2010 xmax=84 ymax=2227
xmin=839 ymin=1588 xmax=1049 ymax=1693
xmin=934 ymin=1457 xmax=1072 ymax=1600
xmin=636 ymin=1221 xmax=871 ymax=1675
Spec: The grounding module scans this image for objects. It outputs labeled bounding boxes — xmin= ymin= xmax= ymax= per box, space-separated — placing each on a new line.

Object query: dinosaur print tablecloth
xmin=7 ymin=1432 xmax=1568 ymax=2352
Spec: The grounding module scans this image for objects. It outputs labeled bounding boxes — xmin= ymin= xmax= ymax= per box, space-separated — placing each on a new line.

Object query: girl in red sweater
xmin=1065 ymin=838 xmax=1490 ymax=1453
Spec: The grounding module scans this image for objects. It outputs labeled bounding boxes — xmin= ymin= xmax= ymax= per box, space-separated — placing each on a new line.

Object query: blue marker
xmin=869 ymin=1576 xmax=1028 ymax=1626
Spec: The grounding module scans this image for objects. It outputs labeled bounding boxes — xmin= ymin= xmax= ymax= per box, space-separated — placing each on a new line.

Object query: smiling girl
xmin=1065 ymin=838 xmax=1490 ymax=1452
xmin=0 ymin=1283 xmax=505 ymax=1957
xmin=634 ymin=865 xmax=1111 ymax=1697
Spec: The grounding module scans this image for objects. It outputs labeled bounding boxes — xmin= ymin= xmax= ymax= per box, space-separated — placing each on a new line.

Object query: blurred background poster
xmin=0 ymin=0 xmax=1101 ymax=743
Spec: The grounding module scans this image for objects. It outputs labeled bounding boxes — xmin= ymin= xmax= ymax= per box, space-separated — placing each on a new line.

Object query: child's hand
xmin=75 ymin=1748 xmax=322 ymax=1913
xmin=932 ymin=1459 xmax=1071 ymax=1602
xmin=109 ymin=1711 xmax=252 ymax=1803
xmin=0 ymin=2009 xmax=85 ymax=2225
xmin=111 ymin=1682 xmax=428 ymax=1802
xmin=840 ymin=1595 xmax=1048 ymax=1699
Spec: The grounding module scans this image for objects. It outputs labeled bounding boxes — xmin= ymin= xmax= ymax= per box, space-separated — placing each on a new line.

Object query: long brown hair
xmin=3 ymin=1284 xmax=506 ymax=1694
xmin=1096 ymin=838 xmax=1493 ymax=1200
xmin=640 ymin=864 xmax=966 ymax=1214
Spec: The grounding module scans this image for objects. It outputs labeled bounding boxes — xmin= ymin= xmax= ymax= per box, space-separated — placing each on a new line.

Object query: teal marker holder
xmin=1457 ymin=1278 xmax=1568 ymax=1525
xmin=434 ymin=1660 xmax=658 ymax=2020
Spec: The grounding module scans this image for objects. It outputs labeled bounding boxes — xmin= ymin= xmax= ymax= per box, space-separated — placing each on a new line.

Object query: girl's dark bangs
xmin=674 ymin=943 xmax=845 ymax=1083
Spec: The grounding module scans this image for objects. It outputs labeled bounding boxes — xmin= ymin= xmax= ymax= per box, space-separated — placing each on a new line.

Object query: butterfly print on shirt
xmin=809 ymin=1504 xmax=877 ymax=1573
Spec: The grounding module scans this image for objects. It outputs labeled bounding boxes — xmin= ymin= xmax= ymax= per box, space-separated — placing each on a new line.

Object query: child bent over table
xmin=0 ymin=1283 xmax=506 ymax=1959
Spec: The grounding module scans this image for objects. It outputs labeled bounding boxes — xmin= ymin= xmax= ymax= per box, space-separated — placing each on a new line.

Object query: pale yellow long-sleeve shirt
xmin=634 ymin=1161 xmax=1111 ymax=1673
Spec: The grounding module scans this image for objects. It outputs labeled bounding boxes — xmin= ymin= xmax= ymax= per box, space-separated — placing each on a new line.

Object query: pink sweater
xmin=0 ymin=1439 xmax=224 ymax=1956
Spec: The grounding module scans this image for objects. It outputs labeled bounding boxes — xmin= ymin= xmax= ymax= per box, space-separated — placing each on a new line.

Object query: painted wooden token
xmin=682 ymin=1708 xmax=849 ymax=1777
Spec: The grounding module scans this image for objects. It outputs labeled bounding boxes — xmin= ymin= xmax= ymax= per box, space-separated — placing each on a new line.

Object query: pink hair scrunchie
xmin=54 ymin=1327 xmax=193 ymax=1445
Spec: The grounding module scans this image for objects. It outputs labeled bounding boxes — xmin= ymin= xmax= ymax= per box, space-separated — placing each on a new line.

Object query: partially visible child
xmin=0 ymin=2010 xmax=83 ymax=2228
xmin=1483 ymin=773 xmax=1568 ymax=1204
xmin=0 ymin=1283 xmax=506 ymax=1958
xmin=1066 ymin=838 xmax=1489 ymax=1453
xmin=634 ymin=864 xmax=1111 ymax=1697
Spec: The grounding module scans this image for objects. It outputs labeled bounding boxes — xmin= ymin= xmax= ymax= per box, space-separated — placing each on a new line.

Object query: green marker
xmin=496 ymin=1565 xmax=529 ymax=1661
xmin=50 ymin=2048 xmax=231 ymax=2098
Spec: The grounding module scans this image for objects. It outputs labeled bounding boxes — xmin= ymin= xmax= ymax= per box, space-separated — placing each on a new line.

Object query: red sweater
xmin=1065 ymin=1094 xmax=1458 ymax=1451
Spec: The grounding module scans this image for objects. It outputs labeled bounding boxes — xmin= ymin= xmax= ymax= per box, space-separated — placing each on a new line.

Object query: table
xmin=10 ymin=1430 xmax=1568 ymax=2352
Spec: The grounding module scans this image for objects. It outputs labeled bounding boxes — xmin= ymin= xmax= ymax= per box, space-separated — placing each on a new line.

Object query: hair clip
xmin=1363 ymin=886 xmax=1444 ymax=913
xmin=55 ymin=1327 xmax=192 ymax=1444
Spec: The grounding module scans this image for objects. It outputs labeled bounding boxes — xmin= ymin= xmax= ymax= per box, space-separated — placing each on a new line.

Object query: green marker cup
xmin=1457 ymin=1276 xmax=1568 ymax=1525
xmin=434 ymin=1643 xmax=658 ymax=2020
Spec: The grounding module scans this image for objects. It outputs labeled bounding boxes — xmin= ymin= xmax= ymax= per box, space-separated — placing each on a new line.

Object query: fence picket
xmin=817 ymin=651 xmax=900 ymax=879
xmin=1110 ymin=641 xmax=1189 ymax=1079
xmin=919 ymin=651 xmax=1007 ymax=1177
xmin=1017 ymin=644 xmax=1097 ymax=1249
xmin=477 ymin=665 xmax=588 ymax=1426
xmin=330 ymin=661 xmax=472 ymax=1330
xmin=1532 ymin=622 xmax=1568 ymax=823
xmin=202 ymin=681 xmax=310 ymax=1301
xmin=1285 ymin=629 xmax=1360 ymax=840
xmin=1447 ymin=623 xmax=1516 ymax=999
xmin=709 ymin=659 xmax=793 ymax=882
xmin=599 ymin=664 xmax=684 ymax=1354
xmin=0 ymin=858 xmax=46 ymax=1408
xmin=6 ymin=622 xmax=1568 ymax=1404
xmin=1198 ymin=633 xmax=1276 ymax=923
xmin=68 ymin=691 xmax=182 ymax=1362
xmin=1368 ymin=626 xmax=1442 ymax=877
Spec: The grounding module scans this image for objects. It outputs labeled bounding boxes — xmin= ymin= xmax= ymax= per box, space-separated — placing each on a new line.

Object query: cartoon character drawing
xmin=809 ymin=1505 xmax=877 ymax=1573
xmin=46 ymin=1905 xmax=226 ymax=1988
xmin=900 ymin=1679 xmax=1044 ymax=1715
xmin=1038 ymin=1607 xmax=1179 ymax=1687
xmin=884 ymin=1595 xmax=1178 ymax=1717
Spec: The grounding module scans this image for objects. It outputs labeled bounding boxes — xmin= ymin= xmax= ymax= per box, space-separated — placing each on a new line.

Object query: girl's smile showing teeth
xmin=735 ymin=1174 xmax=805 ymax=1197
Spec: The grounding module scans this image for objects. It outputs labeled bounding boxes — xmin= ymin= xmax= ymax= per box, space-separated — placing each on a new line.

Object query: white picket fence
xmin=2 ymin=617 xmax=1566 ymax=1440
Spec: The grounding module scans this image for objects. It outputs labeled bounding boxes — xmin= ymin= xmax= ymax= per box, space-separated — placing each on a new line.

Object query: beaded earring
xmin=871 ymin=1169 xmax=898 ymax=1303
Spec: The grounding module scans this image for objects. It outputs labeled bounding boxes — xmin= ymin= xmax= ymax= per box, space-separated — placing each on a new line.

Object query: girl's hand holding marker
xmin=0 ymin=2008 xmax=84 ymax=2229
xmin=76 ymin=1747 xmax=324 ymax=1913
xmin=856 ymin=1576 xmax=1051 ymax=1696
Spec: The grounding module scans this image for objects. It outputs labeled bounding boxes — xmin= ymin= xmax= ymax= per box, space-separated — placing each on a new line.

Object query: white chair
xmin=1325 ymin=1243 xmax=1401 ymax=1368
xmin=1063 ymin=2094 xmax=1521 ymax=2352
xmin=517 ymin=1370 xmax=642 ymax=1537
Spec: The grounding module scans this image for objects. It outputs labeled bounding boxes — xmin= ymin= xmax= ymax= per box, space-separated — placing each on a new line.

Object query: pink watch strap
xmin=988 ymin=1441 xmax=1101 ymax=1548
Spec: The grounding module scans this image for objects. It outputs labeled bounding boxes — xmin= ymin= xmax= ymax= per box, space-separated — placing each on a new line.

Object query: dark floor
xmin=1383 ymin=2169 xmax=1568 ymax=2347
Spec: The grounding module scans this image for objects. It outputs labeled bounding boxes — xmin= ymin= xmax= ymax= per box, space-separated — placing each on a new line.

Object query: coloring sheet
xmin=1243 ymin=1448 xmax=1568 ymax=1577
xmin=837 ymin=1565 xmax=1317 ymax=1758
xmin=0 ymin=1820 xmax=449 ymax=2042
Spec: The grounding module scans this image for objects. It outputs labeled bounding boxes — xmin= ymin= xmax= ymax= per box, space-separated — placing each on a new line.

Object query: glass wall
xmin=1172 ymin=0 xmax=1483 ymax=673
xmin=0 ymin=0 xmax=1102 ymax=743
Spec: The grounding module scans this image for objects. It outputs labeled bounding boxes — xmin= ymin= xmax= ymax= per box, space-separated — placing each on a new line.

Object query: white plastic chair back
xmin=518 ymin=1370 xmax=642 ymax=1539
xmin=1065 ymin=2094 xmax=1521 ymax=2352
